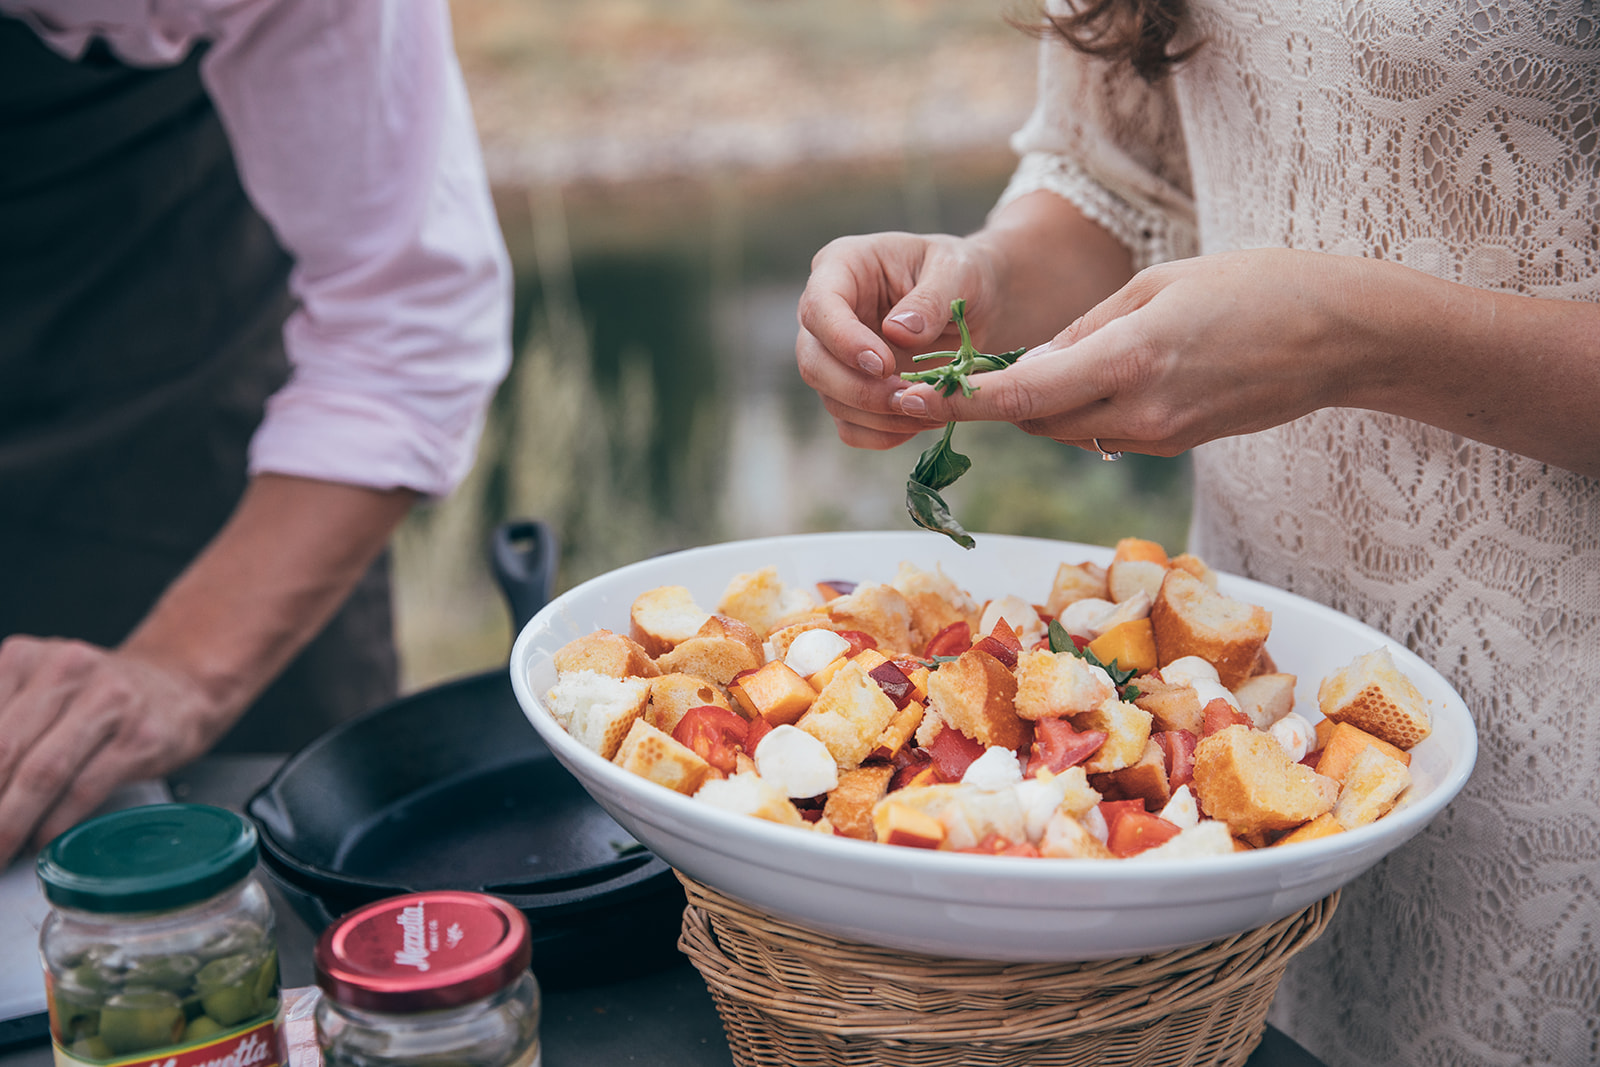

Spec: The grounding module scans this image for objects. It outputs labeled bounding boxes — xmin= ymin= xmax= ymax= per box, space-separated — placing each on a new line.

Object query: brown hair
xmin=1015 ymin=0 xmax=1199 ymax=82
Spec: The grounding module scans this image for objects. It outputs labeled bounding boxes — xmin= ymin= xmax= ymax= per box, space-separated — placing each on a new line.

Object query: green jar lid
xmin=37 ymin=803 xmax=259 ymax=914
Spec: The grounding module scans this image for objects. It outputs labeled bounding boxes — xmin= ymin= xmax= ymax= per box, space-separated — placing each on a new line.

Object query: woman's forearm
xmin=1340 ymin=259 xmax=1600 ymax=476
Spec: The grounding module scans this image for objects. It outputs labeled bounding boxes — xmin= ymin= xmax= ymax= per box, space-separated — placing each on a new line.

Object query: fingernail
xmin=888 ymin=311 xmax=925 ymax=334
xmin=1016 ymin=342 xmax=1055 ymax=363
xmin=856 ymin=351 xmax=885 ymax=376
xmin=893 ymin=390 xmax=927 ymax=417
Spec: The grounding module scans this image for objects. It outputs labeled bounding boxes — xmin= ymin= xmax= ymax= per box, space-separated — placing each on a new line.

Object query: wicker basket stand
xmin=677 ymin=875 xmax=1338 ymax=1067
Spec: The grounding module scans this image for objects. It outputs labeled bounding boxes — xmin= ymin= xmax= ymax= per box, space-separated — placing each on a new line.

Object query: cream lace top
xmin=996 ymin=4 xmax=1600 ymax=1066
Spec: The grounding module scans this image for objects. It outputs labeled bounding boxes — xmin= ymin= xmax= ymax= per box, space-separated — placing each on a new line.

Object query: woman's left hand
xmin=890 ymin=248 xmax=1370 ymax=456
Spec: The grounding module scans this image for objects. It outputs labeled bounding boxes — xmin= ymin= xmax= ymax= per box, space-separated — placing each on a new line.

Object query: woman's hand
xmin=890 ymin=249 xmax=1369 ymax=456
xmin=795 ymin=190 xmax=1138 ymax=451
xmin=795 ymin=231 xmax=1008 ymax=450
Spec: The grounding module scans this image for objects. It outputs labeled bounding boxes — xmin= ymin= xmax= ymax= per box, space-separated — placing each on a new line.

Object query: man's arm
xmin=0 ymin=475 xmax=415 ymax=864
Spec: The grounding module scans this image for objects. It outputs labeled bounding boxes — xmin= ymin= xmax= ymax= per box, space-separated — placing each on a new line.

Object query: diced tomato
xmin=1097 ymin=798 xmax=1150 ymax=832
xmin=837 ymin=629 xmax=879 ymax=657
xmin=923 ymin=621 xmax=971 ymax=660
xmin=958 ymin=833 xmax=1040 ymax=858
xmin=927 ymin=726 xmax=987 ymax=781
xmin=1071 ymin=633 xmax=1091 ymax=652
xmin=1025 ymin=717 xmax=1107 ymax=778
xmin=867 ymin=660 xmax=914 ymax=709
xmin=1154 ymin=729 xmax=1199 ymax=789
xmin=672 ymin=705 xmax=750 ymax=775
xmin=1201 ymin=697 xmax=1253 ymax=736
xmin=1106 ymin=810 xmax=1183 ymax=858
xmin=973 ymin=620 xmax=1021 ymax=669
xmin=1298 ymin=750 xmax=1321 ymax=768
xmin=744 ymin=715 xmax=774 ymax=753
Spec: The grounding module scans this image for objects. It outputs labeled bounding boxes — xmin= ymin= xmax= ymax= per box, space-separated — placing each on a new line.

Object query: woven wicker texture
xmin=678 ymin=875 xmax=1338 ymax=1067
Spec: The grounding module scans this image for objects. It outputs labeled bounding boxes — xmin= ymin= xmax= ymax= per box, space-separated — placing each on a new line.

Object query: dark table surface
xmin=0 ymin=755 xmax=1327 ymax=1067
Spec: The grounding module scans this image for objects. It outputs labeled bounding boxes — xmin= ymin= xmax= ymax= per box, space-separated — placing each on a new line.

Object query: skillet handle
xmin=492 ymin=519 xmax=560 ymax=632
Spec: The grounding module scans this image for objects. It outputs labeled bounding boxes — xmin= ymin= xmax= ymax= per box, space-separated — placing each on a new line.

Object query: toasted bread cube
xmin=925 ymin=648 xmax=1027 ymax=750
xmin=1314 ymin=721 xmax=1412 ymax=784
xmin=1107 ymin=559 xmax=1168 ymax=605
xmin=1151 ymin=569 xmax=1271 ymax=688
xmin=552 ymin=629 xmax=661 ymax=680
xmin=1233 ymin=672 xmax=1297 ymax=730
xmin=1091 ymin=738 xmax=1171 ymax=810
xmin=717 ymin=566 xmax=820 ymax=640
xmin=1046 ymin=560 xmax=1110 ymax=616
xmin=656 ymin=614 xmax=764 ymax=686
xmin=613 ymin=719 xmax=714 ymax=795
xmin=1169 ymin=553 xmax=1218 ymax=589
xmin=824 ymin=582 xmax=914 ymax=654
xmin=1014 ymin=649 xmax=1117 ymax=720
xmin=1087 ymin=618 xmax=1158 ymax=674
xmin=1191 ymin=724 xmax=1337 ymax=836
xmin=795 ymin=659 xmax=901 ymax=770
xmin=728 ymin=660 xmax=818 ymax=726
xmin=1317 ymin=647 xmax=1432 ymax=750
xmin=546 ymin=670 xmax=651 ymax=760
xmin=892 ymin=562 xmax=980 ymax=651
xmin=872 ymin=801 xmax=947 ymax=849
xmin=629 ymin=585 xmax=710 ymax=656
xmin=871 ymin=701 xmax=926 ymax=761
xmin=1113 ymin=537 xmax=1170 ymax=566
xmin=645 ymin=672 xmax=733 ymax=735
xmin=1132 ymin=675 xmax=1205 ymax=735
xmin=694 ymin=772 xmax=804 ymax=826
xmin=1333 ymin=745 xmax=1412 ymax=830
xmin=1072 ymin=696 xmax=1153 ymax=774
xmin=879 ymin=783 xmax=1024 ymax=850
xmin=1037 ymin=809 xmax=1114 ymax=859
xmin=1273 ymin=812 xmax=1345 ymax=847
xmin=825 ymin=764 xmax=896 ymax=840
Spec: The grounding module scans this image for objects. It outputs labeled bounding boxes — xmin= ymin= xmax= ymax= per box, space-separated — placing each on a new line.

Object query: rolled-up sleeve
xmin=997 ymin=7 xmax=1198 ymax=271
xmin=5 ymin=0 xmax=512 ymax=498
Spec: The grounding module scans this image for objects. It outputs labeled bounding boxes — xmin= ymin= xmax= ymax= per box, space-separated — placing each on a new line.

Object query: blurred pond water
xmin=392 ymin=155 xmax=1194 ymax=689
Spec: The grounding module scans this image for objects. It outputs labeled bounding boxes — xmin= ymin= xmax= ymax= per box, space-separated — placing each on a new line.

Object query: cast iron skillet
xmin=246 ymin=519 xmax=687 ymax=989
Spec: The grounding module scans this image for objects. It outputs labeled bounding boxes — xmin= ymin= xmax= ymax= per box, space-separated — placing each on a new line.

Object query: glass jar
xmin=36 ymin=803 xmax=281 ymax=1067
xmin=314 ymin=891 xmax=540 ymax=1067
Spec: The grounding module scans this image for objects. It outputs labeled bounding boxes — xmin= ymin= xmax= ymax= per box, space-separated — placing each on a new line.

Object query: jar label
xmin=52 ymin=1017 xmax=281 ymax=1067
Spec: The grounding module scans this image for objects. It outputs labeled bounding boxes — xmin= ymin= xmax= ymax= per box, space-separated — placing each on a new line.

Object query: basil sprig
xmin=900 ymin=299 xmax=1023 ymax=548
xmin=1047 ymin=618 xmax=1142 ymax=700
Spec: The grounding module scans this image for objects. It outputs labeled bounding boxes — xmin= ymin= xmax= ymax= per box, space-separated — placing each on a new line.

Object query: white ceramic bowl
xmin=510 ymin=532 xmax=1476 ymax=961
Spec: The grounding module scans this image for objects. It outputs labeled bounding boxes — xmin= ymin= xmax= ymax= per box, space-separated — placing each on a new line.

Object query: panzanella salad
xmin=541 ymin=539 xmax=1432 ymax=859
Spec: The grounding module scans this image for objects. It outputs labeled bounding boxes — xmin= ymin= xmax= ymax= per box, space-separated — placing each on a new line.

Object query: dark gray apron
xmin=0 ymin=17 xmax=398 ymax=752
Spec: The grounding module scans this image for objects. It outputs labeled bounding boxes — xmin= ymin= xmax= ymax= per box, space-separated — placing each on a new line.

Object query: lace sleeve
xmin=994 ymin=25 xmax=1198 ymax=271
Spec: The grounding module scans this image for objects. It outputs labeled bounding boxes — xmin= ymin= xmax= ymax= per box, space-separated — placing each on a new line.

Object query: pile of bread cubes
xmin=542 ymin=538 xmax=1432 ymax=860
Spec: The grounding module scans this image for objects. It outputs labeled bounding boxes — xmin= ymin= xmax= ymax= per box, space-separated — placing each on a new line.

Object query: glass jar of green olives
xmin=313 ymin=891 xmax=539 ymax=1067
xmin=37 ymin=803 xmax=281 ymax=1067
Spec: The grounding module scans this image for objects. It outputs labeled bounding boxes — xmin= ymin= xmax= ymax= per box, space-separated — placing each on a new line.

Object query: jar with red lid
xmin=313 ymin=891 xmax=540 ymax=1067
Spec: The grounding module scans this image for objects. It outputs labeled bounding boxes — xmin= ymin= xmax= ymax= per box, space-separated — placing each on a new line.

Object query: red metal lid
xmin=314 ymin=891 xmax=532 ymax=1012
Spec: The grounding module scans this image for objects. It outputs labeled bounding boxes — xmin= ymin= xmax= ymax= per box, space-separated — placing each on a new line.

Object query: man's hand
xmin=0 ymin=474 xmax=416 ymax=867
xmin=0 ymin=638 xmax=229 ymax=861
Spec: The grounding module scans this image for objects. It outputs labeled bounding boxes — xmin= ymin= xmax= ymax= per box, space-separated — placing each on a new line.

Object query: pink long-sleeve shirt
xmin=3 ymin=0 xmax=512 ymax=498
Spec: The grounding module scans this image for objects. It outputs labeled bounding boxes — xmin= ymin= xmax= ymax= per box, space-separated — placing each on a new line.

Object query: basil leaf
xmin=1047 ymin=618 xmax=1073 ymax=654
xmin=905 ymin=478 xmax=976 ymax=549
xmin=910 ymin=422 xmax=971 ymax=491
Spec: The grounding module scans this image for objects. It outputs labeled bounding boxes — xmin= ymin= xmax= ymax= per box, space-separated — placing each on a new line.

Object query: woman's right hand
xmin=795 ymin=231 xmax=1003 ymax=450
